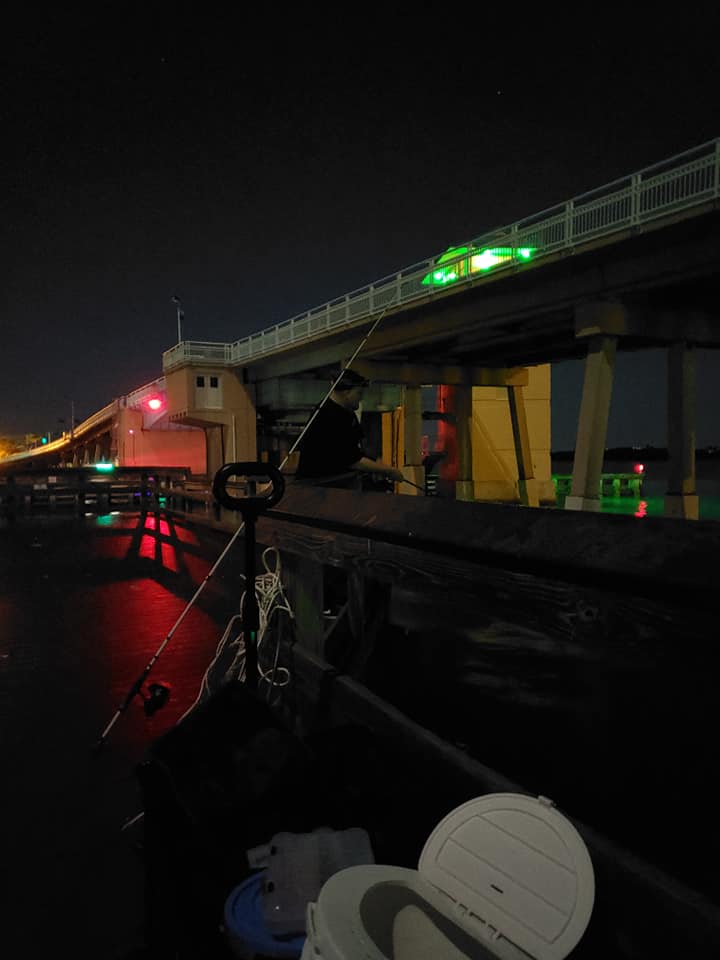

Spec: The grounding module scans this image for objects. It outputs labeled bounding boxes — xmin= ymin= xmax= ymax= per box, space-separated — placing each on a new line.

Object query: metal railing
xmin=162 ymin=138 xmax=719 ymax=372
xmin=125 ymin=376 xmax=167 ymax=409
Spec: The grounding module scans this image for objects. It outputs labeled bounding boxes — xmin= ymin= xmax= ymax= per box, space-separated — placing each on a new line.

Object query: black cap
xmin=334 ymin=368 xmax=369 ymax=391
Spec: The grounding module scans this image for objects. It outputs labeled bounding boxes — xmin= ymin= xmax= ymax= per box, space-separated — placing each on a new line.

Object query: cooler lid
xmin=418 ymin=793 xmax=594 ymax=960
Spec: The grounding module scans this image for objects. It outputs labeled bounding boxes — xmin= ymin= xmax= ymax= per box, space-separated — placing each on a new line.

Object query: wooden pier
xmin=143 ymin=483 xmax=720 ymax=957
xmin=0 ymin=466 xmax=190 ymax=514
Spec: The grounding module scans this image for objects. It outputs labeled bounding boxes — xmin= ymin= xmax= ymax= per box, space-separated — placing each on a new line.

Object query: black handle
xmin=212 ymin=462 xmax=285 ymax=514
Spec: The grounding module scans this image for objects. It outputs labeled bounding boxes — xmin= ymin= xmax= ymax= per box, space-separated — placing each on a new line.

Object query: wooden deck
xmin=153 ymin=483 xmax=720 ymax=957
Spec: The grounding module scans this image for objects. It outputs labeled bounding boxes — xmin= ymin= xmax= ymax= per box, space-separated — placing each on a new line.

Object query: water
xmin=0 ymin=511 xmax=247 ymax=957
xmin=553 ymin=457 xmax=720 ymax=519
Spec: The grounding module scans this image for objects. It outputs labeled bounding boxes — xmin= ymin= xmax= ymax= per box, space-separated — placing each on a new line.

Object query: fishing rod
xmin=95 ymin=307 xmax=397 ymax=751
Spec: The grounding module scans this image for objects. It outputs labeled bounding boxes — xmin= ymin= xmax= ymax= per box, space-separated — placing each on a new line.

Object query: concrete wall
xmin=116 ymin=408 xmax=206 ymax=474
xmin=165 ymin=366 xmax=257 ymax=477
xmin=471 ymin=364 xmax=554 ymax=503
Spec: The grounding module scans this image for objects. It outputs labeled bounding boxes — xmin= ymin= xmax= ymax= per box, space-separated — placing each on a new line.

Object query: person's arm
xmin=350 ymin=456 xmax=404 ymax=483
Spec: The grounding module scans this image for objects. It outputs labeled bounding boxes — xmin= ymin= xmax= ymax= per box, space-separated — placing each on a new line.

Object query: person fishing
xmin=294 ymin=368 xmax=404 ymax=490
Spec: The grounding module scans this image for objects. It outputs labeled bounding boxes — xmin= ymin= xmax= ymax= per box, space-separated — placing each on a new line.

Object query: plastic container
xmin=224 ymin=872 xmax=306 ymax=959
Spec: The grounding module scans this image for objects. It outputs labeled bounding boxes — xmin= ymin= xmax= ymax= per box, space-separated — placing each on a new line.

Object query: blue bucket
xmin=224 ymin=871 xmax=306 ymax=959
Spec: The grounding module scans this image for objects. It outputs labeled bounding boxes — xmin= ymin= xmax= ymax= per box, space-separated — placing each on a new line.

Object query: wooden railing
xmin=246 ymin=484 xmax=720 ymax=958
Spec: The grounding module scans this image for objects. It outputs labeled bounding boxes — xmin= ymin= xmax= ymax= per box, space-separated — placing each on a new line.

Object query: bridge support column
xmin=566 ymin=334 xmax=617 ymax=512
xmin=665 ymin=342 xmax=698 ymax=520
xmin=402 ymin=386 xmax=424 ymax=496
xmin=455 ymin=385 xmax=474 ymax=501
xmin=507 ymin=384 xmax=539 ymax=507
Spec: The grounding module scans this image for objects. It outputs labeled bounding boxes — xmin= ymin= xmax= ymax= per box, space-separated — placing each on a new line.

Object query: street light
xmin=171 ymin=295 xmax=184 ymax=344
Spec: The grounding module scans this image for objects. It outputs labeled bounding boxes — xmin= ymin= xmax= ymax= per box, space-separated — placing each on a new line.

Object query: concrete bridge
xmin=6 ymin=138 xmax=720 ymax=518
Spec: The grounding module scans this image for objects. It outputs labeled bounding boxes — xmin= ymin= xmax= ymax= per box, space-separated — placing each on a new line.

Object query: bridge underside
xmin=246 ymin=208 xmax=720 ymax=518
xmin=247 ymin=208 xmax=720 ymax=380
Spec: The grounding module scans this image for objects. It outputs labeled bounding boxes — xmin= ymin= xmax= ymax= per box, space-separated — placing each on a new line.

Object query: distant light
xmin=147 ymin=397 xmax=163 ymax=411
xmin=95 ymin=463 xmax=115 ymax=473
xmin=41 ymin=436 xmax=48 ymax=445
xmin=633 ymin=463 xmax=644 ymax=474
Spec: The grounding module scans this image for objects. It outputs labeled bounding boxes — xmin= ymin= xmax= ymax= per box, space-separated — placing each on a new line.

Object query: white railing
xmin=72 ymin=399 xmax=121 ymax=437
xmin=162 ymin=138 xmax=720 ymax=372
xmin=163 ymin=341 xmax=235 ymax=370
xmin=125 ymin=376 xmax=167 ymax=408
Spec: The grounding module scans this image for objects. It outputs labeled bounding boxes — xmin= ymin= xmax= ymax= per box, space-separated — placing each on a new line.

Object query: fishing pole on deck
xmin=95 ymin=306 xmax=401 ymax=751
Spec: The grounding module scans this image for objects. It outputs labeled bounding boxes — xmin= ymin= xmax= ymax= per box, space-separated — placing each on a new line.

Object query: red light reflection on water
xmin=68 ymin=515 xmax=225 ymax=745
xmin=634 ymin=500 xmax=648 ymax=518
xmin=95 ymin=576 xmax=225 ymax=744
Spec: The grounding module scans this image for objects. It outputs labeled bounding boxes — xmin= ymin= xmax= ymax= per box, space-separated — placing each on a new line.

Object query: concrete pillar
xmin=402 ymin=386 xmax=424 ymax=495
xmin=455 ymin=385 xmax=474 ymax=501
xmin=665 ymin=342 xmax=698 ymax=520
xmin=566 ymin=335 xmax=617 ymax=512
xmin=507 ymin=384 xmax=539 ymax=507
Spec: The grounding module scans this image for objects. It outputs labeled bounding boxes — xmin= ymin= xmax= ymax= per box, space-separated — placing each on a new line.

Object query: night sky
xmin=2 ymin=10 xmax=719 ymax=449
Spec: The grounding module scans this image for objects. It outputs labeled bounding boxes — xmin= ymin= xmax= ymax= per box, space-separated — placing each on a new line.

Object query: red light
xmin=633 ymin=463 xmax=644 ymax=474
xmin=147 ymin=397 xmax=163 ymax=411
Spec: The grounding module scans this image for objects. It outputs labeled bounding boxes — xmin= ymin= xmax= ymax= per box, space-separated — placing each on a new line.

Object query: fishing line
xmin=95 ymin=306 xmax=396 ymax=750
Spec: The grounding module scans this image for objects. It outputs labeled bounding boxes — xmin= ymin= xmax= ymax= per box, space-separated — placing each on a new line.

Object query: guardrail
xmin=162 ymin=138 xmax=720 ymax=372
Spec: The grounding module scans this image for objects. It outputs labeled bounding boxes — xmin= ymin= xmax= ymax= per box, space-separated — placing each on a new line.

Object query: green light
xmin=422 ymin=245 xmax=538 ymax=286
xmin=41 ymin=437 xmax=48 ymax=445
xmin=95 ymin=463 xmax=115 ymax=472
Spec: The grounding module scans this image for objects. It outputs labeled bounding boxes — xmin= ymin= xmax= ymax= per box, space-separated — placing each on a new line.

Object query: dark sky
xmin=2 ymin=9 xmax=719 ymax=448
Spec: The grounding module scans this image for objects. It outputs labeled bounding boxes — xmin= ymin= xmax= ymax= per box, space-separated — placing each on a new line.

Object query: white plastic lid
xmin=418 ymin=793 xmax=595 ymax=960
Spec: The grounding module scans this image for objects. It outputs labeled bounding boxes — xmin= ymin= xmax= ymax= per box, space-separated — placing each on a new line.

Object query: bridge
xmin=5 ymin=138 xmax=720 ymax=517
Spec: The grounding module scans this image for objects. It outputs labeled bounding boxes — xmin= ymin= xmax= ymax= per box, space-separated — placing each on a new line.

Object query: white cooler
xmin=301 ymin=793 xmax=595 ymax=960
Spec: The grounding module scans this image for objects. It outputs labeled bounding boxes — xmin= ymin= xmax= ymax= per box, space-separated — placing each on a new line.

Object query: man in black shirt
xmin=295 ymin=369 xmax=404 ymax=489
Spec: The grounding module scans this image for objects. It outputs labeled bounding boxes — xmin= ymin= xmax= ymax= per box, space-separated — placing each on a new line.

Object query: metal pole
xmin=172 ymin=295 xmax=183 ymax=344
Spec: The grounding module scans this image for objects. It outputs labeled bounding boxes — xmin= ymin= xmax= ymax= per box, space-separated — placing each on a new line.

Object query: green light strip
xmin=422 ymin=245 xmax=537 ymax=287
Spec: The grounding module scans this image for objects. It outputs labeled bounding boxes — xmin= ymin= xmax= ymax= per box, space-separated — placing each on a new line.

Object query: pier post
xmin=507 ymin=384 xmax=539 ymax=507
xmin=566 ymin=334 xmax=617 ymax=512
xmin=665 ymin=342 xmax=698 ymax=520
xmin=402 ymin=386 xmax=424 ymax=495
xmin=455 ymin=385 xmax=474 ymax=501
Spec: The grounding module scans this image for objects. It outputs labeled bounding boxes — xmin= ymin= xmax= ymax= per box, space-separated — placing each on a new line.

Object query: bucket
xmin=224 ymin=872 xmax=306 ymax=959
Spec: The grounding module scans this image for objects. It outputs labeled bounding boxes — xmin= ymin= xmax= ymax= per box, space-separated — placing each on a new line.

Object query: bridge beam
xmin=575 ymin=301 xmax=720 ymax=346
xmin=566 ymin=332 xmax=617 ymax=512
xmin=349 ymin=360 xmax=529 ymax=387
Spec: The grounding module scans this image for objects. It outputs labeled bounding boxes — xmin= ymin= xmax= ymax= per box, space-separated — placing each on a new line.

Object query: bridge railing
xmin=125 ymin=376 xmax=167 ymax=409
xmin=162 ymin=138 xmax=720 ymax=372
xmin=163 ymin=340 xmax=234 ymax=370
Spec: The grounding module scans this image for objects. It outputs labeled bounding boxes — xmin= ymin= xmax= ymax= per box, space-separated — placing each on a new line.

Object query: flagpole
xmin=172 ymin=295 xmax=183 ymax=344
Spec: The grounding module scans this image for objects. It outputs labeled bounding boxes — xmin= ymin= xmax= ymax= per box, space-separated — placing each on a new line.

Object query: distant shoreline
xmin=552 ymin=446 xmax=720 ymax=461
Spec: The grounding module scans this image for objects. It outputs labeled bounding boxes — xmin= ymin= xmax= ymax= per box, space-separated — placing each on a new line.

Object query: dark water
xmin=553 ymin=457 xmax=720 ymax=519
xmin=0 ymin=511 xmax=246 ymax=958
